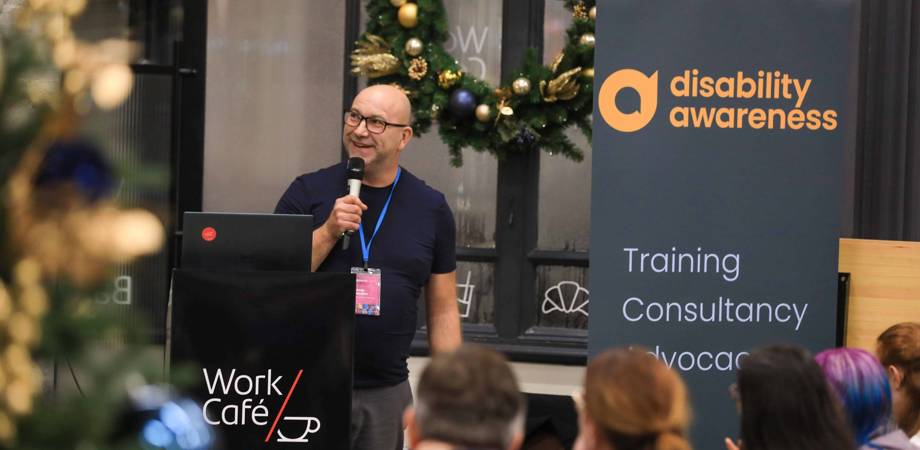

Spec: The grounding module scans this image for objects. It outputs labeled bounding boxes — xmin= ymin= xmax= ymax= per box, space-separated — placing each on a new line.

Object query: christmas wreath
xmin=352 ymin=0 xmax=596 ymax=166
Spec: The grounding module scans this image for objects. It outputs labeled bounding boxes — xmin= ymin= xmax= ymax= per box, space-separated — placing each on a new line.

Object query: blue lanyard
xmin=358 ymin=167 xmax=401 ymax=268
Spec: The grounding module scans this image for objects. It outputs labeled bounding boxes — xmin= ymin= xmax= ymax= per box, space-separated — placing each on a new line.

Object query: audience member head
xmin=734 ymin=345 xmax=854 ymax=450
xmin=815 ymin=347 xmax=893 ymax=445
xmin=404 ymin=344 xmax=525 ymax=450
xmin=876 ymin=322 xmax=920 ymax=437
xmin=574 ymin=347 xmax=691 ymax=450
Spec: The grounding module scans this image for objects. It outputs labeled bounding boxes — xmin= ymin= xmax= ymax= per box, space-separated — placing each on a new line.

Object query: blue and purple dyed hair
xmin=815 ymin=348 xmax=892 ymax=445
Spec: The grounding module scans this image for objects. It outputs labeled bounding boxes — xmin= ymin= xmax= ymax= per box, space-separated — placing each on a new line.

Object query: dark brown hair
xmin=584 ymin=348 xmax=691 ymax=450
xmin=737 ymin=345 xmax=855 ymax=450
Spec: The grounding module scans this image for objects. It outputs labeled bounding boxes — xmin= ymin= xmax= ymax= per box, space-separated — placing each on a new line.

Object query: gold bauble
xmin=14 ymin=259 xmax=41 ymax=288
xmin=19 ymin=286 xmax=48 ymax=318
xmin=590 ymin=6 xmax=596 ymax=20
xmin=512 ymin=77 xmax=531 ymax=96
xmin=3 ymin=346 xmax=30 ymax=378
xmin=0 ymin=411 xmax=12 ymax=442
xmin=45 ymin=15 xmax=69 ymax=42
xmin=53 ymin=38 xmax=77 ymax=68
xmin=91 ymin=64 xmax=134 ymax=110
xmin=0 ymin=284 xmax=11 ymax=323
xmin=109 ymin=209 xmax=165 ymax=260
xmin=64 ymin=68 xmax=88 ymax=94
xmin=398 ymin=3 xmax=419 ymax=28
xmin=581 ymin=68 xmax=595 ymax=79
xmin=390 ymin=0 xmax=407 ymax=6
xmin=5 ymin=379 xmax=33 ymax=415
xmin=64 ymin=0 xmax=88 ymax=16
xmin=579 ymin=33 xmax=595 ymax=48
xmin=7 ymin=313 xmax=37 ymax=346
xmin=405 ymin=37 xmax=424 ymax=57
xmin=475 ymin=104 xmax=492 ymax=122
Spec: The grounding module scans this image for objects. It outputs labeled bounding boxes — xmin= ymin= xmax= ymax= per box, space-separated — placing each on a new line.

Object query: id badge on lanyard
xmin=352 ymin=267 xmax=381 ymax=316
xmin=352 ymin=167 xmax=400 ymax=317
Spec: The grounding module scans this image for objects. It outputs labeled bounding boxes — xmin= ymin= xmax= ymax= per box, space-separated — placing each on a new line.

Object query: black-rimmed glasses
xmin=344 ymin=110 xmax=408 ymax=134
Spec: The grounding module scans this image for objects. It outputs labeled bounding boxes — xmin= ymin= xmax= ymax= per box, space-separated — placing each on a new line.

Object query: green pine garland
xmin=354 ymin=0 xmax=595 ymax=166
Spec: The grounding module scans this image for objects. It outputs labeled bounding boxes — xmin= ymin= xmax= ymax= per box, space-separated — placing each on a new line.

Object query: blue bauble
xmin=35 ymin=138 xmax=114 ymax=201
xmin=448 ymin=88 xmax=477 ymax=119
xmin=112 ymin=385 xmax=214 ymax=450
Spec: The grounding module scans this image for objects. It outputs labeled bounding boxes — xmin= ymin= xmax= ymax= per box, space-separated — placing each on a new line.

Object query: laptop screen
xmin=181 ymin=212 xmax=312 ymax=271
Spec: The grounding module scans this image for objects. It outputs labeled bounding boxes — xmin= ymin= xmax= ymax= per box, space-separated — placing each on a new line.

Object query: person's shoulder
xmin=297 ymin=162 xmax=345 ymax=183
xmin=866 ymin=429 xmax=920 ymax=450
xmin=400 ymin=167 xmax=448 ymax=206
xmin=280 ymin=163 xmax=344 ymax=201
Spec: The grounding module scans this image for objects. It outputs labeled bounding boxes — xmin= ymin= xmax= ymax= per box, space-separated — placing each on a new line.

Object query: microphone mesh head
xmin=347 ymin=157 xmax=365 ymax=179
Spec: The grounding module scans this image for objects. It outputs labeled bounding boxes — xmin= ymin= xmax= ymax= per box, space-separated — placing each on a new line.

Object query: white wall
xmin=203 ymin=0 xmax=345 ymax=213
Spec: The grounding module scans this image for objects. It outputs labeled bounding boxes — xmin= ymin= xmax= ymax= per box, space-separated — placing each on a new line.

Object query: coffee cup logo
xmin=599 ymin=69 xmax=659 ymax=132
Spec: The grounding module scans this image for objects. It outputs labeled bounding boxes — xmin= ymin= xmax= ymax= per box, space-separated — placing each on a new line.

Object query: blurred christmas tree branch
xmin=0 ymin=1 xmax=189 ymax=448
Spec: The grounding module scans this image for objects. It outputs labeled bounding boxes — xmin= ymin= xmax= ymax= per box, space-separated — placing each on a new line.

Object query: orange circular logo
xmin=201 ymin=227 xmax=217 ymax=242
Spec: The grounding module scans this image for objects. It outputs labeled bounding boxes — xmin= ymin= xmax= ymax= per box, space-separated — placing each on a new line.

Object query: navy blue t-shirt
xmin=274 ymin=162 xmax=456 ymax=388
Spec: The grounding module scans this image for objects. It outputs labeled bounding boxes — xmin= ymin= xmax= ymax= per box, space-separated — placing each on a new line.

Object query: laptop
xmin=181 ymin=212 xmax=312 ymax=271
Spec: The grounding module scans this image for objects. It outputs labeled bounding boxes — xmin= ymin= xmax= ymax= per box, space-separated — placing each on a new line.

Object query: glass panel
xmin=204 ymin=0 xmax=346 ymax=212
xmin=71 ymin=0 xmax=131 ymax=42
xmin=543 ymin=0 xmax=572 ymax=64
xmin=83 ymin=73 xmax=173 ymax=343
xmin=443 ymin=1 xmax=503 ymax=86
xmin=397 ymin=0 xmax=502 ymax=248
xmin=537 ymin=129 xmax=591 ymax=251
xmin=456 ymin=262 xmax=495 ymax=325
xmin=130 ymin=0 xmax=184 ymax=64
xmin=71 ymin=0 xmax=182 ymax=64
xmin=535 ymin=265 xmax=589 ymax=329
xmin=416 ymin=262 xmax=495 ymax=329
xmin=538 ymin=1 xmax=591 ymax=251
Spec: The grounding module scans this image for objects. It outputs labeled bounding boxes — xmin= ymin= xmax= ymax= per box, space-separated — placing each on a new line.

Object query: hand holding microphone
xmin=341 ymin=157 xmax=365 ymax=250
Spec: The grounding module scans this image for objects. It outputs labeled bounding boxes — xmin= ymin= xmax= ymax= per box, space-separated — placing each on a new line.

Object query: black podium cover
xmin=170 ymin=269 xmax=354 ymax=450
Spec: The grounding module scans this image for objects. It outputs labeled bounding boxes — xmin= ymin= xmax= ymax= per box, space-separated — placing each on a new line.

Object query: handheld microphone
xmin=342 ymin=157 xmax=365 ymax=250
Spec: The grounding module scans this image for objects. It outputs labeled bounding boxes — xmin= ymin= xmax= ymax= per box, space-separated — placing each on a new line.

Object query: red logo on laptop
xmin=201 ymin=227 xmax=217 ymax=242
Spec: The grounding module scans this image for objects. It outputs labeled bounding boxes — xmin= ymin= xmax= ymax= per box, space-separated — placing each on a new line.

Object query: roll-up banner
xmin=589 ymin=0 xmax=859 ymax=446
xmin=170 ymin=270 xmax=355 ymax=450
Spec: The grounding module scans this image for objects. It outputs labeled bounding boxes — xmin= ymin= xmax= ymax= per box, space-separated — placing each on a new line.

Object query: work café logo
xmin=202 ymin=368 xmax=322 ymax=445
xmin=599 ymin=68 xmax=838 ymax=132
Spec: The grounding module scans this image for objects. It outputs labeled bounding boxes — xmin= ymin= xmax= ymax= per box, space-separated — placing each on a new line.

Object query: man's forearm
xmin=311 ymin=225 xmax=338 ymax=271
xmin=426 ymin=271 xmax=462 ymax=353
xmin=427 ymin=308 xmax=462 ymax=353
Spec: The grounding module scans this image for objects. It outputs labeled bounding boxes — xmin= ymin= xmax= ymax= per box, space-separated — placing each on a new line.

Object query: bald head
xmin=344 ymin=84 xmax=414 ymax=186
xmin=355 ymin=84 xmax=412 ymax=124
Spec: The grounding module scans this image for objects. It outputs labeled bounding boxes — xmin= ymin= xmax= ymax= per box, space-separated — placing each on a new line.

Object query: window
xmin=382 ymin=0 xmax=592 ymax=363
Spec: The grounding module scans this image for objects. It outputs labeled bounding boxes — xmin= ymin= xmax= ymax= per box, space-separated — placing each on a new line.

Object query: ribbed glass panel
xmin=85 ymin=73 xmax=173 ymax=344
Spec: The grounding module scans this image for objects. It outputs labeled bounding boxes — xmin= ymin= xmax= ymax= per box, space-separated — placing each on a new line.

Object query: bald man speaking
xmin=275 ymin=85 xmax=462 ymax=450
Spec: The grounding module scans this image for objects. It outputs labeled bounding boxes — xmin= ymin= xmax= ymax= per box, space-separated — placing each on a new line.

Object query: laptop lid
xmin=181 ymin=212 xmax=312 ymax=271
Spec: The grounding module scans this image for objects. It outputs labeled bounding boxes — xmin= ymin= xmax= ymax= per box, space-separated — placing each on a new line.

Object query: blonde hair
xmin=584 ymin=348 xmax=692 ymax=450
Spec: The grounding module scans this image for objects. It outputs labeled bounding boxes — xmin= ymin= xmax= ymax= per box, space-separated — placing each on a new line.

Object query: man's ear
xmin=508 ymin=431 xmax=524 ymax=450
xmin=888 ymin=365 xmax=904 ymax=389
xmin=403 ymin=407 xmax=419 ymax=448
xmin=398 ymin=126 xmax=413 ymax=150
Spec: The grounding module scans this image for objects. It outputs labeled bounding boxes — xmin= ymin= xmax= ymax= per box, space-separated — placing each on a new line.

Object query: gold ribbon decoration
xmin=350 ymin=34 xmax=400 ymax=78
xmin=493 ymin=87 xmax=514 ymax=125
xmin=540 ymin=67 xmax=582 ymax=102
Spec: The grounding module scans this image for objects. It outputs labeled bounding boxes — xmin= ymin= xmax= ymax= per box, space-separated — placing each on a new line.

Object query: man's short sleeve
xmin=274 ymin=176 xmax=310 ymax=215
xmin=431 ymin=194 xmax=456 ymax=274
